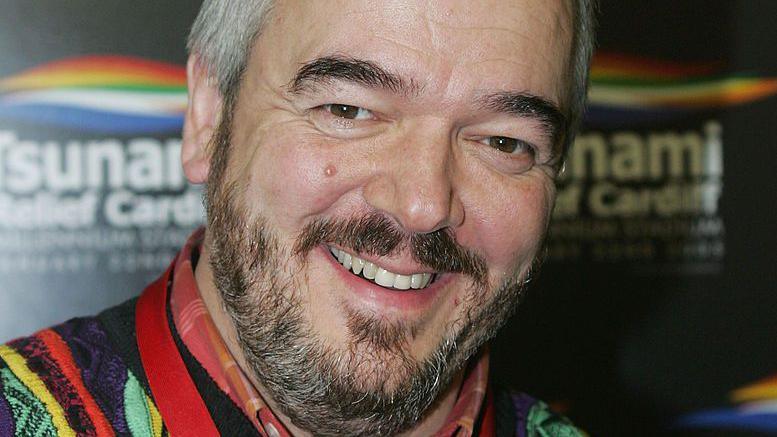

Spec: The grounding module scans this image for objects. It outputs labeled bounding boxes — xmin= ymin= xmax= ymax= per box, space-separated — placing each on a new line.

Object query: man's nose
xmin=362 ymin=123 xmax=465 ymax=234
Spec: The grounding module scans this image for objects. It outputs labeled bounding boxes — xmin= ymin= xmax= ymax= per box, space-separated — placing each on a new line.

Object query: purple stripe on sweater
xmin=0 ymin=376 xmax=14 ymax=437
xmin=54 ymin=318 xmax=130 ymax=434
xmin=511 ymin=392 xmax=538 ymax=437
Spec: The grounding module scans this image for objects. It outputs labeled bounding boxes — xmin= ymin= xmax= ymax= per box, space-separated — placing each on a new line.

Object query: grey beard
xmin=207 ymin=202 xmax=460 ymax=435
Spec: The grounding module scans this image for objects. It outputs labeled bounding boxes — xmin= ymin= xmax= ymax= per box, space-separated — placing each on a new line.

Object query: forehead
xmin=259 ymin=0 xmax=573 ymax=106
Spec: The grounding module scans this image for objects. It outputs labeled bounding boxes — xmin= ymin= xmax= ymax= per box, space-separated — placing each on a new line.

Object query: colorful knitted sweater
xmin=0 ymin=299 xmax=164 ymax=437
xmin=0 ymin=296 xmax=582 ymax=436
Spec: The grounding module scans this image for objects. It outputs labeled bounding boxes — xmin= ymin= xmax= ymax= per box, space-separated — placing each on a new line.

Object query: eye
xmin=323 ymin=104 xmax=374 ymax=120
xmin=483 ymin=136 xmax=535 ymax=157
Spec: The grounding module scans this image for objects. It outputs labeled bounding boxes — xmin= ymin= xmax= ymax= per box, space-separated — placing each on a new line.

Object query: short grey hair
xmin=188 ymin=0 xmax=597 ymax=148
xmin=187 ymin=0 xmax=275 ymax=98
xmin=566 ymin=0 xmax=598 ymax=148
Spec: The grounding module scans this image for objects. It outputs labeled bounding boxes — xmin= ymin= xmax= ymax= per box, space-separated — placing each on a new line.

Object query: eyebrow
xmin=288 ymin=55 xmax=419 ymax=96
xmin=478 ymin=92 xmax=567 ymax=148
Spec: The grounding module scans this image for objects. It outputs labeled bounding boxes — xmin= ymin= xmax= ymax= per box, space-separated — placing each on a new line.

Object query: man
xmin=0 ymin=0 xmax=596 ymax=435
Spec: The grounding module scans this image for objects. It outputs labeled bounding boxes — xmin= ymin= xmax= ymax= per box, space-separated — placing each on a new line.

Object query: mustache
xmin=294 ymin=213 xmax=487 ymax=287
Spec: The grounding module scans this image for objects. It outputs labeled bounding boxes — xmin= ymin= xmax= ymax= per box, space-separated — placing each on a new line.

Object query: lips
xmin=328 ymin=246 xmax=435 ymax=290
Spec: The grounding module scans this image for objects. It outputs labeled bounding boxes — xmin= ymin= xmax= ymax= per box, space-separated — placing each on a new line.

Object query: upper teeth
xmin=329 ymin=247 xmax=433 ymax=290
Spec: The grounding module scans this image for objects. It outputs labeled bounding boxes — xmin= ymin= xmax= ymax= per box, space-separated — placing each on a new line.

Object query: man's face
xmin=202 ymin=0 xmax=572 ymax=434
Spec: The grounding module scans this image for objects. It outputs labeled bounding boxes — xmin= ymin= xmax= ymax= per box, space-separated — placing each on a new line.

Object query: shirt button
xmin=265 ymin=423 xmax=281 ymax=437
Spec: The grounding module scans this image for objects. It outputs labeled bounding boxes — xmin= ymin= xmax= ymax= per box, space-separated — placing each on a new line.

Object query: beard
xmin=203 ymin=102 xmax=537 ymax=436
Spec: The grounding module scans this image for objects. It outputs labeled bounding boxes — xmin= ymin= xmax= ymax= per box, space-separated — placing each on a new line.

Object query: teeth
xmin=410 ymin=274 xmax=423 ymax=289
xmin=393 ymin=274 xmax=411 ymax=290
xmin=329 ymin=246 xmax=435 ymax=290
xmin=375 ymin=268 xmax=395 ymax=287
xmin=351 ymin=257 xmax=364 ymax=275
xmin=363 ymin=262 xmax=377 ymax=279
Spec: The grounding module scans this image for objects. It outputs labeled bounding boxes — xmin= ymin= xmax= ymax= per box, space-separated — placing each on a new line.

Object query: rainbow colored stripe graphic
xmin=586 ymin=52 xmax=777 ymax=126
xmin=1 ymin=54 xmax=776 ymax=133
xmin=675 ymin=373 xmax=777 ymax=433
xmin=0 ymin=56 xmax=186 ymax=134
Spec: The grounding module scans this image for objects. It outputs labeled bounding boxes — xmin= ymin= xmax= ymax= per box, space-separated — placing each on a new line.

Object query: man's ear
xmin=182 ymin=55 xmax=223 ymax=184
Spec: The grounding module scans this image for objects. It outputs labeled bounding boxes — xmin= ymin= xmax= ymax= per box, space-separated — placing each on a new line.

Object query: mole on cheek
xmin=324 ymin=164 xmax=337 ymax=177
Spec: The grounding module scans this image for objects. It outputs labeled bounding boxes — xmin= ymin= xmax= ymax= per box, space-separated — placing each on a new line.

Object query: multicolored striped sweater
xmin=0 ymin=299 xmax=167 ymax=436
xmin=0 ymin=296 xmax=582 ymax=436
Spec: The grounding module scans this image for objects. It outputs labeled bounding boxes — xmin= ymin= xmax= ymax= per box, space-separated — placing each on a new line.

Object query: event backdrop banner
xmin=1 ymin=2 xmax=776 ymax=436
xmin=0 ymin=1 xmax=201 ymax=341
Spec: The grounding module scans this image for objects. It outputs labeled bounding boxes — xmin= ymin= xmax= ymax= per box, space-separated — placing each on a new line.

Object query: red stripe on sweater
xmin=37 ymin=329 xmax=116 ymax=436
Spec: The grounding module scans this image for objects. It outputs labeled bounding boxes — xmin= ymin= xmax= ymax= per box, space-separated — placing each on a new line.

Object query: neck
xmin=194 ymin=232 xmax=464 ymax=436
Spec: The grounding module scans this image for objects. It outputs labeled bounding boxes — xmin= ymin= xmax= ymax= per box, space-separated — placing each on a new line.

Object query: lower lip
xmin=318 ymin=245 xmax=452 ymax=314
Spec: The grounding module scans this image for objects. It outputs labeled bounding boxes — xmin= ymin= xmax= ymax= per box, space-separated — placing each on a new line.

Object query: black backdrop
xmin=1 ymin=2 xmax=775 ymax=435
xmin=494 ymin=2 xmax=777 ymax=435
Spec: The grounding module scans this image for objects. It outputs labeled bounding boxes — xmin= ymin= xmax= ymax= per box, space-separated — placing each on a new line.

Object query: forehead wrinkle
xmin=419 ymin=0 xmax=570 ymax=32
xmin=423 ymin=18 xmax=542 ymax=41
xmin=371 ymin=34 xmax=431 ymax=66
xmin=341 ymin=3 xmax=418 ymax=20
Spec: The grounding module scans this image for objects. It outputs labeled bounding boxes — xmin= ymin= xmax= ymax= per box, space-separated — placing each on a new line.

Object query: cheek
xmin=465 ymin=177 xmax=555 ymax=273
xmin=239 ymin=127 xmax=369 ymax=230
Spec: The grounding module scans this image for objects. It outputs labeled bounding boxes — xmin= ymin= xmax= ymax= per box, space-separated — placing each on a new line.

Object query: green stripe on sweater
xmin=0 ymin=367 xmax=57 ymax=437
xmin=124 ymin=371 xmax=165 ymax=437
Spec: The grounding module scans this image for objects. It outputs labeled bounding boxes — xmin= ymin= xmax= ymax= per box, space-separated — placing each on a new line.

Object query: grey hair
xmin=186 ymin=0 xmax=275 ymax=98
xmin=188 ymin=0 xmax=597 ymax=151
xmin=566 ymin=0 xmax=598 ymax=152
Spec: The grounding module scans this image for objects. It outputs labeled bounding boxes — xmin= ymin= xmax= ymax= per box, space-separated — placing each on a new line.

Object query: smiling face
xmin=185 ymin=0 xmax=573 ymax=434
